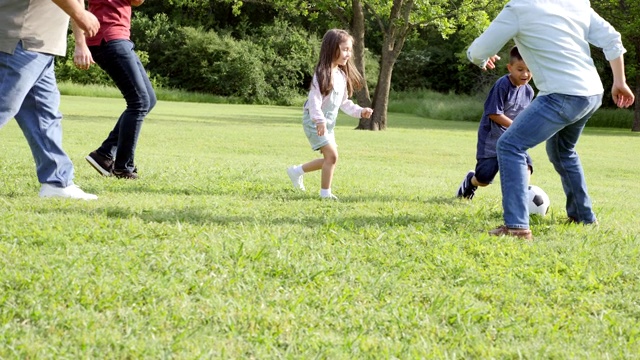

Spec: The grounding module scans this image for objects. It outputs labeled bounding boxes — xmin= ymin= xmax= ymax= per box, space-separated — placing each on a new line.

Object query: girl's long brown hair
xmin=313 ymin=29 xmax=365 ymax=97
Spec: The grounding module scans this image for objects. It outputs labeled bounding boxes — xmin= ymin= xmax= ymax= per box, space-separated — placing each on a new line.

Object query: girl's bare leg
xmin=301 ymin=158 xmax=324 ymax=173
xmin=318 ymin=144 xmax=338 ymax=190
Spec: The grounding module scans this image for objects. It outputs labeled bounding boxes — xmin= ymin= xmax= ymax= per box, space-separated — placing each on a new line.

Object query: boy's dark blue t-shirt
xmin=476 ymin=74 xmax=534 ymax=159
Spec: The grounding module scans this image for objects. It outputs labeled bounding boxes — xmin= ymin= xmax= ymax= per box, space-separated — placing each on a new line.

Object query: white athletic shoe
xmin=320 ymin=193 xmax=339 ymax=200
xmin=39 ymin=183 xmax=98 ymax=200
xmin=287 ymin=166 xmax=305 ymax=191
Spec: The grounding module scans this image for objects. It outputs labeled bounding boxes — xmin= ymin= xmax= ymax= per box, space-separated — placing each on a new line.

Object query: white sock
xmin=320 ymin=188 xmax=332 ymax=197
xmin=293 ymin=165 xmax=304 ymax=176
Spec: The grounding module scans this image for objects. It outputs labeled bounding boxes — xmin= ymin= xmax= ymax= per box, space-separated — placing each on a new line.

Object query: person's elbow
xmin=467 ymin=46 xmax=488 ymax=68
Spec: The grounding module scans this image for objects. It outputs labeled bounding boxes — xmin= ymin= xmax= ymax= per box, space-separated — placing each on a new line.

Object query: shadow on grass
xmin=86 ymin=205 xmax=461 ymax=229
xmin=26 ymin=192 xmax=479 ymax=231
xmin=78 ymin=182 xmax=471 ymax=207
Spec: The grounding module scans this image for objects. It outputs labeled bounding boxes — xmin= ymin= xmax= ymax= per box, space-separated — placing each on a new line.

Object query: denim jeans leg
xmin=545 ymin=95 xmax=602 ymax=223
xmin=497 ymin=94 xmax=601 ymax=229
xmin=90 ymin=40 xmax=156 ymax=172
xmin=0 ymin=44 xmax=74 ymax=187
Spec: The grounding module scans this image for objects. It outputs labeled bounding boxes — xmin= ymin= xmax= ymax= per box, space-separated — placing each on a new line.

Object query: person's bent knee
xmin=324 ymin=153 xmax=338 ymax=165
xmin=321 ymin=147 xmax=338 ymax=164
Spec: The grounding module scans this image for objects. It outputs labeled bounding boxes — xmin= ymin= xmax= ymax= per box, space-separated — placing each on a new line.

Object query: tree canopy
xmin=221 ymin=0 xmax=507 ymax=129
xmin=56 ymin=0 xmax=638 ymax=130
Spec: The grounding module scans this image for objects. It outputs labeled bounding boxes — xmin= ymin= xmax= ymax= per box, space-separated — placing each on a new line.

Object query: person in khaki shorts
xmin=0 ymin=0 xmax=100 ymax=199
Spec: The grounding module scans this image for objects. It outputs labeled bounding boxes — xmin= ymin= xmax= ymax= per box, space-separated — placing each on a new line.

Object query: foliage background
xmin=55 ymin=1 xmax=636 ymax=114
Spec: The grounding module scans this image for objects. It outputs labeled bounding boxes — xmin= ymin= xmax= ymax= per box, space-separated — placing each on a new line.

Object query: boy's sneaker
xmin=85 ymin=151 xmax=113 ymax=176
xmin=456 ymin=170 xmax=477 ymax=199
xmin=287 ymin=166 xmax=305 ymax=191
xmin=39 ymin=183 xmax=98 ymax=200
xmin=566 ymin=217 xmax=599 ymax=226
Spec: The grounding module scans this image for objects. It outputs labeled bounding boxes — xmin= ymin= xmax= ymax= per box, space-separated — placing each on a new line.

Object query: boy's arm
xmin=51 ymin=0 xmax=99 ymax=37
xmin=71 ymin=0 xmax=94 ymax=70
xmin=488 ymin=114 xmax=513 ymax=128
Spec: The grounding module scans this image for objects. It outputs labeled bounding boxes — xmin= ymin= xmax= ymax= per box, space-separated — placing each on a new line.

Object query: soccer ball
xmin=528 ymin=185 xmax=550 ymax=216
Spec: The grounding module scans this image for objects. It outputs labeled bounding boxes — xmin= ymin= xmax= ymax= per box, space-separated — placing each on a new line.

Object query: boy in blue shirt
xmin=457 ymin=46 xmax=534 ymax=200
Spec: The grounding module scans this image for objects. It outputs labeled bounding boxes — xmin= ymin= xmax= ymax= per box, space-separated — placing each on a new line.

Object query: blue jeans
xmin=0 ymin=42 xmax=74 ymax=187
xmin=89 ymin=39 xmax=156 ymax=172
xmin=497 ymin=93 xmax=602 ymax=229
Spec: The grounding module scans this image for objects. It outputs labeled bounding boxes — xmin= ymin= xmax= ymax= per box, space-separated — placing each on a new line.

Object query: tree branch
xmin=363 ymin=1 xmax=387 ymax=34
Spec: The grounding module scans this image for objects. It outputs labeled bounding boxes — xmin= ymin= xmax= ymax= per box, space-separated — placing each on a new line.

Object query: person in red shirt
xmin=74 ymin=0 xmax=156 ymax=179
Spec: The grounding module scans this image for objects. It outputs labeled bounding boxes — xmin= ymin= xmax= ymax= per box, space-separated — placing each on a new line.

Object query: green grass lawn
xmin=1 ymin=96 xmax=639 ymax=358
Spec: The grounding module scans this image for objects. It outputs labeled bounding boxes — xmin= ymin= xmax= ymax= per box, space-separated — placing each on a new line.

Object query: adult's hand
xmin=51 ymin=0 xmax=100 ymax=37
xmin=612 ymin=82 xmax=635 ymax=108
xmin=482 ymin=55 xmax=501 ymax=71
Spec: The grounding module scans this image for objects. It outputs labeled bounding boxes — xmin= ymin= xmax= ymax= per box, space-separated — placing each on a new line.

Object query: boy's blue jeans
xmin=89 ymin=39 xmax=156 ymax=172
xmin=0 ymin=42 xmax=74 ymax=187
xmin=497 ymin=93 xmax=603 ymax=229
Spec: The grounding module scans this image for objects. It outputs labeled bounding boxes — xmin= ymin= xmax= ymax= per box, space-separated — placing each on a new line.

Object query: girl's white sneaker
xmin=287 ymin=166 xmax=305 ymax=191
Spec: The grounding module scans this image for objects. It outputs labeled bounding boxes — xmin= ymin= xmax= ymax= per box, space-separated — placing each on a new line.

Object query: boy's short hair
xmin=509 ymin=46 xmax=523 ymax=63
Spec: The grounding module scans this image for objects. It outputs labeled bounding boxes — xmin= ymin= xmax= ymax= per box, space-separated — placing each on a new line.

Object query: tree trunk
xmin=632 ymin=40 xmax=640 ymax=131
xmin=351 ymin=0 xmax=371 ymax=109
xmin=357 ymin=0 xmax=412 ymax=130
xmin=363 ymin=49 xmax=396 ymax=130
xmin=633 ymin=80 xmax=640 ymax=132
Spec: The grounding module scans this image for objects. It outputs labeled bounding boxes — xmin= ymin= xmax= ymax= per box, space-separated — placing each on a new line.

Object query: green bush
xmin=131 ymin=14 xmax=330 ymax=104
xmin=133 ymin=14 xmax=273 ymax=103
xmin=251 ymin=19 xmax=319 ymax=105
xmin=388 ymin=89 xmax=483 ymax=122
xmin=140 ymin=25 xmax=269 ymax=102
xmin=388 ymin=89 xmax=636 ymax=129
xmin=55 ymin=32 xmax=165 ymax=90
xmin=589 ymin=108 xmax=635 ymax=128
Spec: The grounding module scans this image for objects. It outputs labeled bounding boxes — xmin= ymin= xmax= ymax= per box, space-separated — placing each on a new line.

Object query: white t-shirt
xmin=467 ymin=0 xmax=625 ymax=97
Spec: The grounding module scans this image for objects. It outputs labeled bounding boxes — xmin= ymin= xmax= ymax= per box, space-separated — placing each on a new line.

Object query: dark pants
xmin=89 ymin=39 xmax=156 ymax=172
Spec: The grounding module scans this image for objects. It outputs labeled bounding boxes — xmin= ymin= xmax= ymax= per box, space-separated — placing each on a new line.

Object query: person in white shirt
xmin=467 ymin=0 xmax=634 ymax=240
xmin=287 ymin=29 xmax=373 ymax=200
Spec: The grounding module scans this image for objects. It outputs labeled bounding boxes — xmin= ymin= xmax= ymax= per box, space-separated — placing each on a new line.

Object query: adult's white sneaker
xmin=39 ymin=183 xmax=98 ymax=200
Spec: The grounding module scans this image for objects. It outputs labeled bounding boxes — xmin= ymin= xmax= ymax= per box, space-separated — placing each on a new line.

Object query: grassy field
xmin=1 ymin=96 xmax=640 ymax=358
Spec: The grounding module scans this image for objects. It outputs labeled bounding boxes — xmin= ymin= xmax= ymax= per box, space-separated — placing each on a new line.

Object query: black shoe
xmin=85 ymin=151 xmax=113 ymax=176
xmin=456 ymin=170 xmax=478 ymax=199
xmin=566 ymin=217 xmax=599 ymax=226
xmin=113 ymin=168 xmax=139 ymax=180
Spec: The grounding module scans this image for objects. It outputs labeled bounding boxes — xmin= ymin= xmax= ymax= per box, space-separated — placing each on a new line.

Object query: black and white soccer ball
xmin=528 ymin=185 xmax=550 ymax=216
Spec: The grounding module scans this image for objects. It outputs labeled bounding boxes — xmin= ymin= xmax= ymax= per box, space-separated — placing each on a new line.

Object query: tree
xmin=591 ymin=0 xmax=640 ymax=131
xmin=222 ymin=0 xmax=503 ymax=130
